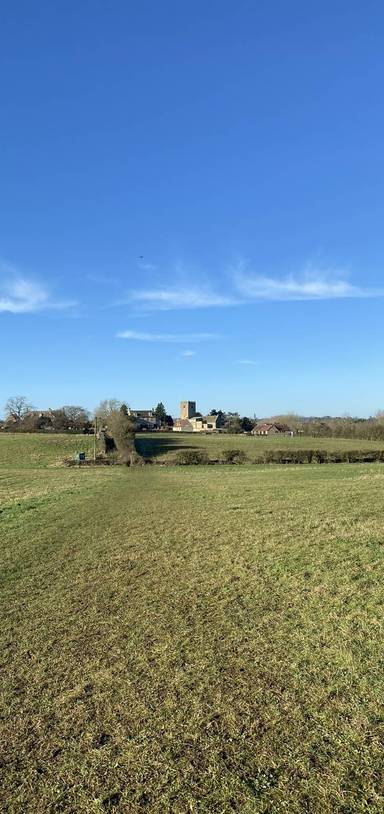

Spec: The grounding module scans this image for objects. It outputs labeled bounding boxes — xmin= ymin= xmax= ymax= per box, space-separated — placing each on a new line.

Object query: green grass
xmin=136 ymin=430 xmax=384 ymax=462
xmin=0 ymin=432 xmax=96 ymax=468
xmin=1 ymin=433 xmax=384 ymax=812
xmin=1 ymin=431 xmax=382 ymax=470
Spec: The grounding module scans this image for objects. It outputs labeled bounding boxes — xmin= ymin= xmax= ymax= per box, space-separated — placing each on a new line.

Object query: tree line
xmin=0 ymin=396 xmax=173 ymax=433
xmin=2 ymin=396 xmax=91 ymax=432
xmin=4 ymin=396 xmax=384 ymax=441
xmin=267 ymin=412 xmax=384 ymax=442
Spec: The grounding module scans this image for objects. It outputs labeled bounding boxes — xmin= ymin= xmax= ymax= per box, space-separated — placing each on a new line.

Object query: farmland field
xmin=0 ymin=431 xmax=383 ymax=469
xmin=1 ymin=433 xmax=384 ymax=812
xmin=136 ymin=430 xmax=384 ymax=462
xmin=0 ymin=432 xmax=96 ymax=468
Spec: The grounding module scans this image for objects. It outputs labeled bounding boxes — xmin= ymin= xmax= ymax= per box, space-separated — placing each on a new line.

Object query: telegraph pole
xmin=93 ymin=415 xmax=97 ymax=461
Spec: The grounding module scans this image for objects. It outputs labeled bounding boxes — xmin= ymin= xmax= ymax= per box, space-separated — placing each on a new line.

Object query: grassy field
xmin=136 ymin=431 xmax=384 ymax=462
xmin=0 ymin=432 xmax=96 ymax=468
xmin=1 ymin=434 xmax=384 ymax=812
xmin=1 ymin=431 xmax=382 ymax=470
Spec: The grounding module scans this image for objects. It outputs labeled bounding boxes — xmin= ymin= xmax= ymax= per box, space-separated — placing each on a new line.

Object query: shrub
xmin=175 ymin=449 xmax=209 ymax=465
xmin=313 ymin=450 xmax=326 ymax=464
xmin=108 ymin=407 xmax=136 ymax=464
xmin=259 ymin=448 xmax=384 ymax=465
xmin=221 ymin=448 xmax=247 ymax=464
xmin=263 ymin=449 xmax=321 ymax=464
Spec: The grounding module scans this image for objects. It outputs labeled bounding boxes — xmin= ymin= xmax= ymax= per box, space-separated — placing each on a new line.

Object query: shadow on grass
xmin=135 ymin=435 xmax=199 ymax=459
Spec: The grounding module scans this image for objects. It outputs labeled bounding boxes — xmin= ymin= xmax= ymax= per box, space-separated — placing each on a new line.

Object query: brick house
xmin=251 ymin=422 xmax=293 ymax=436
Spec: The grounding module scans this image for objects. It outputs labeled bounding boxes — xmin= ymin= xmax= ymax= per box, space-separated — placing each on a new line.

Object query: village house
xmin=251 ymin=422 xmax=293 ymax=436
xmin=3 ymin=410 xmax=56 ymax=430
xmin=128 ymin=409 xmax=159 ymax=430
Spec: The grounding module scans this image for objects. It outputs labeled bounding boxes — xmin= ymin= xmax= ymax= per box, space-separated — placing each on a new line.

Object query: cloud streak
xmin=124 ymin=265 xmax=384 ymax=312
xmin=117 ymin=330 xmax=219 ymax=343
xmin=128 ymin=286 xmax=240 ymax=310
xmin=234 ymin=269 xmax=384 ymax=301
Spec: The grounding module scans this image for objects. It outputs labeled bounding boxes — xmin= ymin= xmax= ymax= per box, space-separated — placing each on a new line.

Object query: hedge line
xmin=174 ymin=448 xmax=384 ymax=465
xmin=257 ymin=449 xmax=384 ymax=464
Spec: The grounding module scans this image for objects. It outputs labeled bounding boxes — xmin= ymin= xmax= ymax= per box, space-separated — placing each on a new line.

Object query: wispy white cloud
xmin=117 ymin=330 xmax=219 ymax=343
xmin=0 ymin=278 xmax=48 ymax=314
xmin=237 ymin=359 xmax=257 ymax=365
xmin=180 ymin=349 xmax=196 ymax=357
xmin=234 ymin=265 xmax=383 ymax=301
xmin=128 ymin=286 xmax=240 ymax=310
xmin=0 ymin=263 xmax=76 ymax=314
xmin=124 ymin=266 xmax=383 ymax=312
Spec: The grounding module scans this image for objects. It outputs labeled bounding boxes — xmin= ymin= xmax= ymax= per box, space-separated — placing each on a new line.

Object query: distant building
xmin=190 ymin=414 xmax=225 ymax=432
xmin=173 ymin=401 xmax=225 ymax=432
xmin=252 ymin=422 xmax=293 ymax=436
xmin=128 ymin=409 xmax=159 ymax=430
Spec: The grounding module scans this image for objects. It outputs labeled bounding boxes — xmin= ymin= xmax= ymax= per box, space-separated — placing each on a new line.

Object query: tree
xmin=240 ymin=416 xmax=254 ymax=432
xmin=270 ymin=413 xmax=302 ymax=431
xmin=165 ymin=414 xmax=174 ymax=427
xmin=61 ymin=406 xmax=90 ymax=431
xmin=227 ymin=416 xmax=242 ymax=434
xmin=109 ymin=406 xmax=136 ymax=464
xmin=94 ymin=399 xmax=123 ymax=422
xmin=4 ymin=395 xmax=33 ymax=422
xmin=154 ymin=402 xmax=167 ymax=427
xmin=50 ymin=409 xmax=69 ymax=432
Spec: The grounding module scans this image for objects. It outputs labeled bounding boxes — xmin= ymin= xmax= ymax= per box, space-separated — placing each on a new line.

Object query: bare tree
xmin=61 ymin=406 xmax=90 ymax=430
xmin=94 ymin=399 xmax=124 ymax=421
xmin=4 ymin=395 xmax=33 ymax=422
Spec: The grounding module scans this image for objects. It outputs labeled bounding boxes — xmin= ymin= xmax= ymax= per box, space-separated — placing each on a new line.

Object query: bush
xmin=259 ymin=448 xmax=384 ymax=465
xmin=313 ymin=450 xmax=326 ymax=464
xmin=175 ymin=449 xmax=209 ymax=465
xmin=221 ymin=448 xmax=247 ymax=464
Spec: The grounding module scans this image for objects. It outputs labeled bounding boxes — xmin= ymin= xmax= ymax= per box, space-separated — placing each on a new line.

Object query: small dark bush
xmin=221 ymin=448 xmax=247 ymax=464
xmin=313 ymin=450 xmax=326 ymax=463
xmin=175 ymin=449 xmax=209 ymax=465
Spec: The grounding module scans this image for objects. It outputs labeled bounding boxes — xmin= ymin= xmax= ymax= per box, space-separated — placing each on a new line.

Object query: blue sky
xmin=1 ymin=0 xmax=384 ymax=418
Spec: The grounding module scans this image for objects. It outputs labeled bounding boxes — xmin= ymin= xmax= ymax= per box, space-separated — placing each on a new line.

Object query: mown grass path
xmin=1 ymin=464 xmax=384 ymax=812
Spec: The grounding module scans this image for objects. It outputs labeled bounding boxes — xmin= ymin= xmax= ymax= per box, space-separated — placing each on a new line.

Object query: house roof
xmin=254 ymin=422 xmax=292 ymax=433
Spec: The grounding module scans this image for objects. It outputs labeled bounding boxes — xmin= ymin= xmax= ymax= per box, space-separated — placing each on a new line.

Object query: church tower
xmin=180 ymin=401 xmax=196 ymax=420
